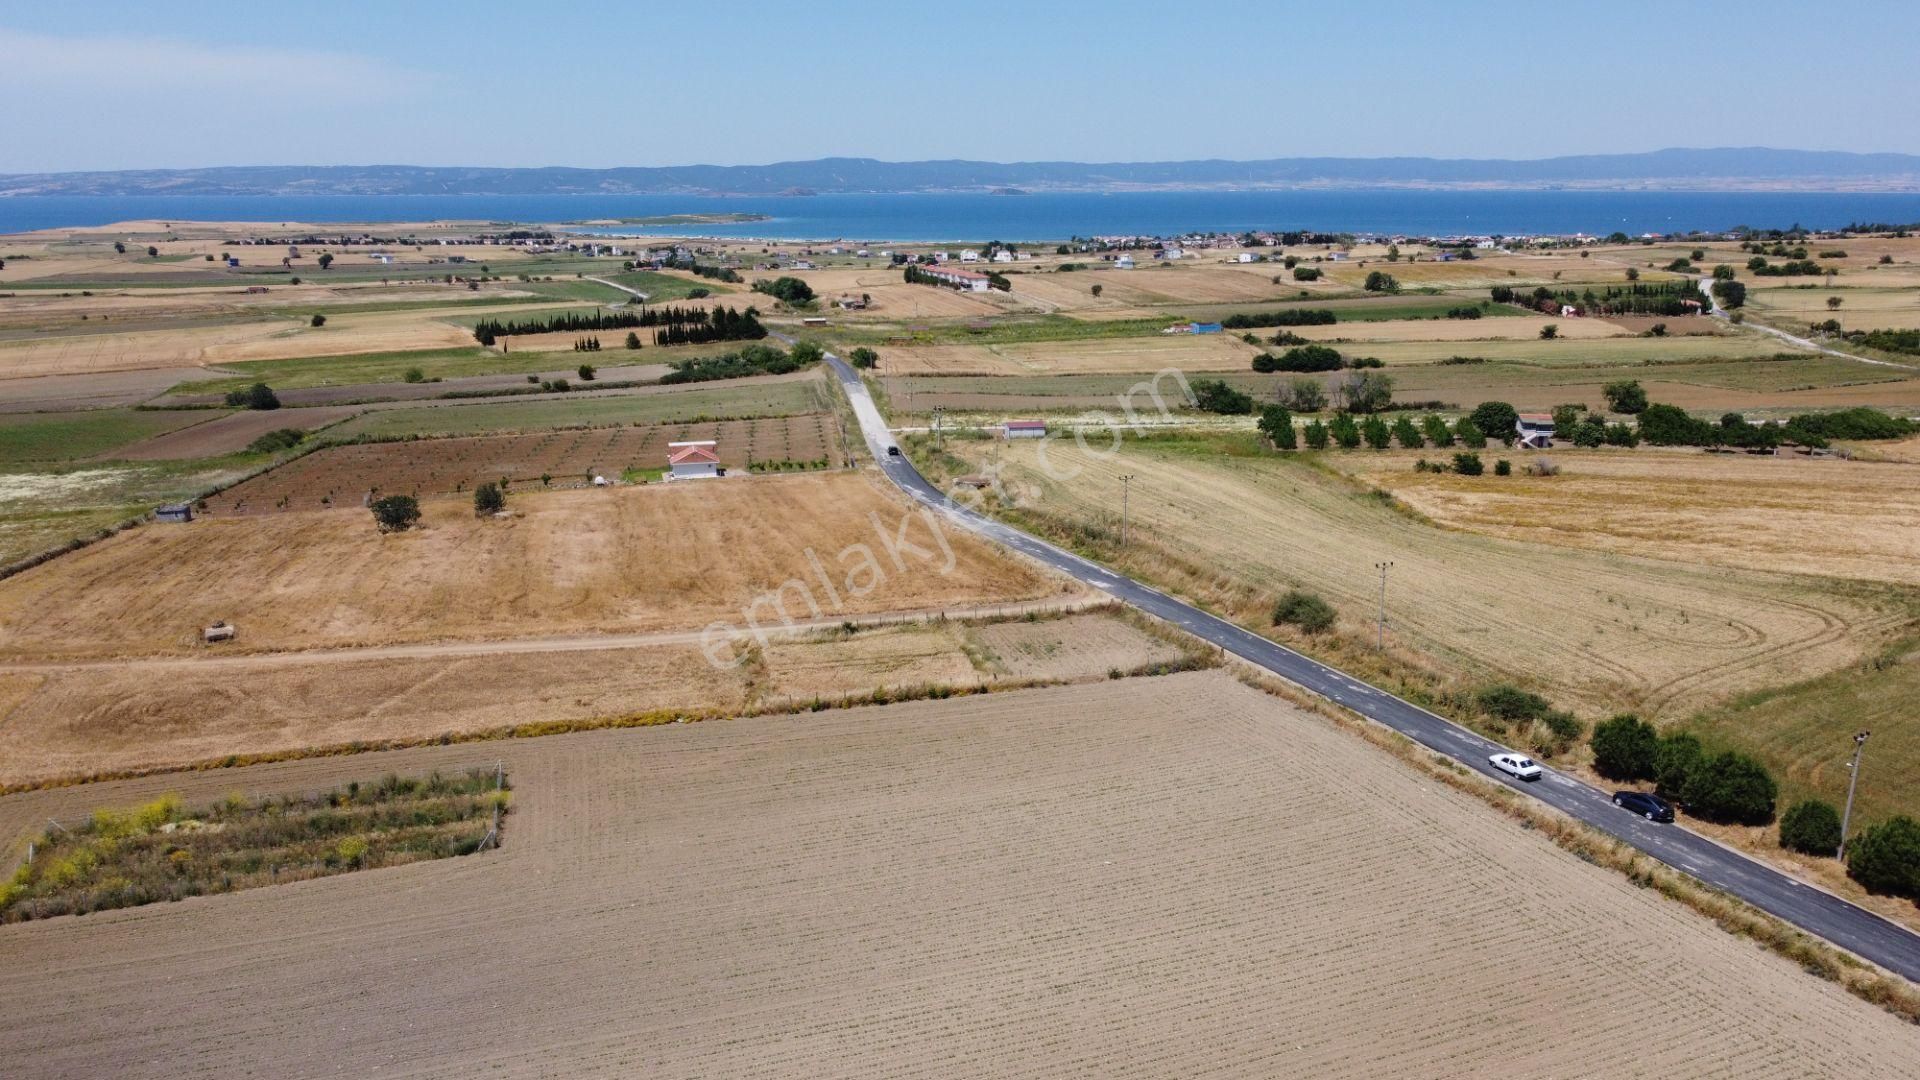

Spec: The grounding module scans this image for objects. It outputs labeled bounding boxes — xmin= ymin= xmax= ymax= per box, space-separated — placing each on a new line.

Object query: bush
xmin=1191 ymin=379 xmax=1253 ymax=414
xmin=1269 ymin=344 xmax=1343 ymax=372
xmin=473 ymin=482 xmax=505 ymax=516
xmin=1391 ymin=415 xmax=1423 ymax=449
xmin=1653 ymin=733 xmax=1704 ymax=798
xmin=1361 ymin=415 xmax=1391 ymax=449
xmin=1637 ymin=403 xmax=1713 ymax=446
xmin=848 ymin=346 xmax=879 ymax=369
xmin=1590 ymin=714 xmax=1659 ymax=781
xmin=1846 ymin=816 xmax=1920 ymax=899
xmin=1283 ymin=377 xmax=1327 ymax=412
xmin=225 ymin=382 xmax=281 ymax=410
xmin=1476 ymin=684 xmax=1551 ymax=724
xmin=1493 ymin=458 xmax=1511 ymax=476
xmin=625 ymin=331 xmax=642 ymax=349
xmin=1453 ymin=417 xmax=1485 ymax=448
xmin=402 ymin=366 xmax=426 ymax=383
xmin=1272 ymin=590 xmax=1336 ymax=634
xmin=1329 ymin=412 xmax=1361 ymax=448
xmin=310 ymin=314 xmax=326 ymax=328
xmin=1258 ymin=405 xmax=1296 ymax=449
xmin=1363 ymin=270 xmax=1399 ymax=293
xmin=1452 ymin=452 xmax=1483 ymax=476
xmin=752 ymin=276 xmax=815 ymax=304
xmin=1291 ymin=266 xmax=1322 ymax=281
xmin=1538 ymin=324 xmax=1558 ymax=340
xmin=1778 ymin=799 xmax=1843 ymax=856
xmin=1302 ymin=419 xmax=1329 ymax=450
xmin=1420 ymin=414 xmax=1454 ymax=447
xmin=245 ymin=428 xmax=305 ymax=455
xmin=1469 ymin=401 xmax=1518 ymax=445
xmin=1602 ymin=379 xmax=1648 ymax=414
xmin=369 ymin=495 xmax=421 ymax=533
xmin=1681 ymin=751 xmax=1777 ymax=825
xmin=577 ymin=364 xmax=596 ymax=381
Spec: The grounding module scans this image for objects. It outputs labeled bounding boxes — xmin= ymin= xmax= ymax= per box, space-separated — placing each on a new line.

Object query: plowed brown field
xmin=2 ymin=673 xmax=1915 ymax=1077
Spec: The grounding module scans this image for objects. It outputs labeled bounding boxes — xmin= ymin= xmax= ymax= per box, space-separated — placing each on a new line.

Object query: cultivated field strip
xmin=204 ymin=413 xmax=838 ymax=512
xmin=1 ymin=673 xmax=1916 ymax=1077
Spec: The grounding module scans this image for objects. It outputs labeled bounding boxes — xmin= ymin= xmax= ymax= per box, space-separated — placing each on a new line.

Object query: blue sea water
xmin=4 ymin=190 xmax=1920 ymax=241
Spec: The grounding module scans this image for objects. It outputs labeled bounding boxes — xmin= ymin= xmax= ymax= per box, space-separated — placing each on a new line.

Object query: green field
xmin=0 ymin=409 xmax=211 ymax=466
xmin=168 ymin=348 xmax=554 ymax=395
xmin=1685 ymin=637 xmax=1920 ymax=830
xmin=327 ymin=377 xmax=833 ymax=439
xmin=604 ymin=270 xmax=738 ymax=301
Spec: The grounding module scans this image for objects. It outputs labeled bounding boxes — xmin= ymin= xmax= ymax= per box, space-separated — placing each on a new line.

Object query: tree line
xmin=472 ymin=304 xmax=729 ymax=345
xmin=652 ymin=306 xmax=767 ymax=346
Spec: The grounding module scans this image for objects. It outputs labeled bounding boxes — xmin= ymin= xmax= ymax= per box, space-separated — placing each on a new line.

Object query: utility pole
xmin=1374 ymin=561 xmax=1393 ymax=652
xmin=932 ymin=406 xmax=944 ymax=452
xmin=1119 ymin=474 xmax=1136 ymax=548
xmin=1838 ymin=729 xmax=1872 ymax=860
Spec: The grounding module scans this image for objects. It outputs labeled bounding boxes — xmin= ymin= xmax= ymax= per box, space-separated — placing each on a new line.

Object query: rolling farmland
xmin=1 ymin=674 xmax=1915 ymax=1077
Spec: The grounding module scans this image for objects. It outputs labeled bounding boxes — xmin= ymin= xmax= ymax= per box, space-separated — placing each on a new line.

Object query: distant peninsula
xmin=6 ymin=148 xmax=1920 ymax=197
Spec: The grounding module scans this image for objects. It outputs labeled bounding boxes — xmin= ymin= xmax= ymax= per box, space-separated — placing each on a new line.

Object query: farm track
xmin=4 ymin=674 xmax=1920 ymax=1077
xmin=0 ymin=594 xmax=1106 ymax=675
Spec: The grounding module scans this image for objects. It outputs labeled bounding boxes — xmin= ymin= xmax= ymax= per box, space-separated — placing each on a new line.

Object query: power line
xmin=1838 ymin=729 xmax=1871 ymax=860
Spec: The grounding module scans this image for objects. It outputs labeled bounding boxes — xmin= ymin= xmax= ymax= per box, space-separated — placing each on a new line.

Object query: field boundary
xmin=0 ymin=600 xmax=1210 ymax=796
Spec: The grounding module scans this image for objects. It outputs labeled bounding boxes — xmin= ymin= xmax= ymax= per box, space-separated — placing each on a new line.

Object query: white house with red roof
xmin=667 ymin=440 xmax=721 ymax=480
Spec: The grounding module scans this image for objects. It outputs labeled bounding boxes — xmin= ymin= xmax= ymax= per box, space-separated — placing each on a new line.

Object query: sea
xmin=4 ymin=190 xmax=1920 ymax=241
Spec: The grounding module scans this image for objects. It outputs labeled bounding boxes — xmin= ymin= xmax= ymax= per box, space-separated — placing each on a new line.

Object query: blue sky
xmin=5 ymin=2 xmax=1919 ymax=171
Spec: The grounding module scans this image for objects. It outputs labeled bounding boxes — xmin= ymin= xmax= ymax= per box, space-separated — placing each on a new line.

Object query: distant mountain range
xmin=6 ymin=149 xmax=1920 ymax=196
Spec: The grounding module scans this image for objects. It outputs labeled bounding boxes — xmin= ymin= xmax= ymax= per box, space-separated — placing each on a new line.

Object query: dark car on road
xmin=1613 ymin=790 xmax=1674 ymax=822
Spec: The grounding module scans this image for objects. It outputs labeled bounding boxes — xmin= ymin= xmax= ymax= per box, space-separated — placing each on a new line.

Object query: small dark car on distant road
xmin=1613 ymin=790 xmax=1674 ymax=822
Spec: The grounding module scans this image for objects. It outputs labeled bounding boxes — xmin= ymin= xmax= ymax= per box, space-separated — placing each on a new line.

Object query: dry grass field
xmin=2 ymin=673 xmax=1916 ymax=1077
xmin=1338 ymin=448 xmax=1920 ymax=586
xmin=940 ymin=436 xmax=1905 ymax=717
xmin=0 ymin=319 xmax=300 ymax=378
xmin=203 ymin=413 xmax=841 ymax=512
xmin=0 ymin=608 xmax=1158 ymax=788
xmin=0 ymin=472 xmax=1060 ymax=660
xmin=1749 ymin=286 xmax=1920 ymax=331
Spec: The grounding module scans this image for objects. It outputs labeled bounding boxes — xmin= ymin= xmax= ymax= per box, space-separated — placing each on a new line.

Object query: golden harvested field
xmin=0 ymin=472 xmax=1059 ymax=660
xmin=0 ymin=319 xmax=300 ymax=378
xmin=876 ymin=334 xmax=1257 ymax=376
xmin=1750 ymin=286 xmax=1920 ymax=331
xmin=946 ymin=437 xmax=1905 ymax=717
xmin=3 ymin=673 xmax=1917 ymax=1077
xmin=1339 ymin=448 xmax=1920 ymax=586
xmin=1343 ymin=332 xmax=1791 ymax=366
xmin=0 ymin=608 xmax=1154 ymax=787
xmin=200 ymin=308 xmax=481 ymax=363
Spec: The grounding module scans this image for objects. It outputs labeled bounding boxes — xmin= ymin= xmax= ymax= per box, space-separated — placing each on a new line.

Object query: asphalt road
xmin=821 ymin=350 xmax=1920 ymax=984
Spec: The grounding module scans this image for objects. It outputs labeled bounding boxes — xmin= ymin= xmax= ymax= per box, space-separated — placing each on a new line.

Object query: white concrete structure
xmin=918 ymin=265 xmax=992 ymax=292
xmin=1515 ymin=414 xmax=1556 ymax=450
xmin=1114 ymin=255 xmax=1135 ymax=269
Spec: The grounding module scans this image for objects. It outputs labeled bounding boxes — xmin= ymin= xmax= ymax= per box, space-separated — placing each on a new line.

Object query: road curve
xmin=1697 ymin=276 xmax=1916 ymax=371
xmin=820 ymin=350 xmax=1920 ymax=984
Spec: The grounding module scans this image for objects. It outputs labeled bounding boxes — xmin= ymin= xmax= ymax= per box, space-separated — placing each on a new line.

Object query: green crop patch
xmin=1 ymin=768 xmax=509 ymax=923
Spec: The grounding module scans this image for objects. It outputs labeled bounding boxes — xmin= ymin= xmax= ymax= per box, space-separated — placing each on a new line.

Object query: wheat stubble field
xmin=0 ymin=471 xmax=1059 ymax=660
xmin=945 ymin=438 xmax=1907 ymax=717
xmin=1 ymin=673 xmax=1915 ymax=1077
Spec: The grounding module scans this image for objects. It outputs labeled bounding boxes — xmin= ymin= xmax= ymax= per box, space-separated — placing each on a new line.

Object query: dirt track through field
xmin=2 ymin=673 xmax=1916 ymax=1077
